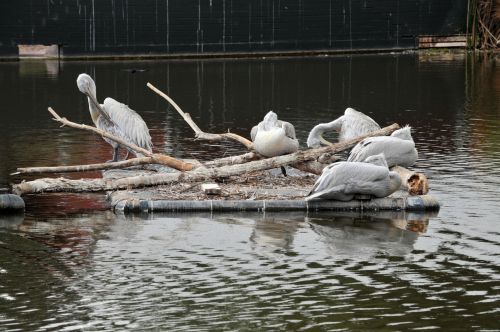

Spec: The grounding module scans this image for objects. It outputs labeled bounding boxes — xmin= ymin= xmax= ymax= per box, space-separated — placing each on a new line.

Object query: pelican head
xmin=307 ymin=122 xmax=336 ymax=148
xmin=364 ymin=153 xmax=389 ymax=168
xmin=261 ymin=111 xmax=279 ymax=129
xmin=391 ymin=125 xmax=413 ymax=141
xmin=77 ymin=73 xmax=111 ymax=123
xmin=77 ymin=73 xmax=97 ymax=98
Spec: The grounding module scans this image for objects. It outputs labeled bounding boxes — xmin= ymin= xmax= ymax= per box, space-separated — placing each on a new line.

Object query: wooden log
xmin=12 ymin=124 xmax=400 ymax=196
xmin=202 ymin=152 xmax=260 ymax=168
xmin=391 ymin=166 xmax=429 ymax=195
xmin=148 ymin=82 xmax=254 ymax=149
xmin=12 ymin=155 xmax=196 ymax=175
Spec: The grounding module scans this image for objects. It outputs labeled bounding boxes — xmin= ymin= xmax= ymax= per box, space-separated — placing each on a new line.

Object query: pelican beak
xmin=86 ymin=92 xmax=112 ymax=122
xmin=319 ymin=134 xmax=334 ymax=146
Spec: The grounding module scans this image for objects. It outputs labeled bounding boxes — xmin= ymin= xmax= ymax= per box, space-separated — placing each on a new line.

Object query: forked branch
xmin=147 ymin=83 xmax=254 ymax=149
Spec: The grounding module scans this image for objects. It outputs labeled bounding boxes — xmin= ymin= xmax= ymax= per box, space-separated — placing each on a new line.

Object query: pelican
xmin=306 ymin=153 xmax=402 ymax=201
xmin=77 ymin=73 xmax=153 ymax=162
xmin=307 ymin=108 xmax=380 ymax=148
xmin=347 ymin=125 xmax=417 ymax=167
xmin=250 ymin=111 xmax=299 ymax=157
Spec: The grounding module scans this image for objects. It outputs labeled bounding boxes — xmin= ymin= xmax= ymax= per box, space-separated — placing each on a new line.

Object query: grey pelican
xmin=307 ymin=108 xmax=380 ymax=148
xmin=250 ymin=111 xmax=299 ymax=157
xmin=77 ymin=73 xmax=153 ymax=162
xmin=306 ymin=153 xmax=402 ymax=201
xmin=348 ymin=125 xmax=417 ymax=167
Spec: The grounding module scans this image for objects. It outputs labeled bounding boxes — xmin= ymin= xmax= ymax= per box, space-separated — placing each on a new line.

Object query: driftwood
xmin=391 ymin=166 xmax=429 ymax=195
xmin=148 ymin=83 xmax=254 ymax=149
xmin=202 ymin=152 xmax=260 ymax=168
xmin=12 ymin=156 xmax=193 ymax=175
xmin=12 ymin=124 xmax=400 ymax=196
xmin=47 ymin=107 xmax=194 ymax=172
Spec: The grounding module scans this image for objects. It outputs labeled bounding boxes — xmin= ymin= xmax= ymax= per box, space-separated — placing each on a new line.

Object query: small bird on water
xmin=76 ymin=73 xmax=153 ymax=162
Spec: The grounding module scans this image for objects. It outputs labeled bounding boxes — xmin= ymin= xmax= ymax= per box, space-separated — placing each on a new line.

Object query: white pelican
xmin=250 ymin=111 xmax=299 ymax=157
xmin=348 ymin=125 xmax=417 ymax=167
xmin=306 ymin=154 xmax=402 ymax=201
xmin=307 ymin=107 xmax=380 ymax=148
xmin=77 ymin=73 xmax=153 ymax=162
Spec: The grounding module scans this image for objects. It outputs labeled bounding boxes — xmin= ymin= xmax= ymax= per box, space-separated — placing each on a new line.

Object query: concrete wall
xmin=0 ymin=0 xmax=467 ymax=57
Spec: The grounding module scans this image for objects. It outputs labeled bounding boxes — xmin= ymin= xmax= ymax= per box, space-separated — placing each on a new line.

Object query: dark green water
xmin=0 ymin=52 xmax=499 ymax=331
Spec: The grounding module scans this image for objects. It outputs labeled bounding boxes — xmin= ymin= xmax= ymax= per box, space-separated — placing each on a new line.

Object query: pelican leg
xmin=280 ymin=166 xmax=288 ymax=177
xmin=124 ymin=150 xmax=130 ymax=160
xmin=107 ymin=147 xmax=120 ymax=163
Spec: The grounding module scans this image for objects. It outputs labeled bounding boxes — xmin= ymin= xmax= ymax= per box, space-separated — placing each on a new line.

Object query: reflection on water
xmin=307 ymin=211 xmax=434 ymax=258
xmin=1 ymin=52 xmax=500 ymax=330
xmin=1 ymin=210 xmax=499 ymax=331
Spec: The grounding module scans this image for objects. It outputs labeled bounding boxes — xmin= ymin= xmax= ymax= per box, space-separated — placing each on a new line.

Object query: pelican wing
xmin=330 ymin=163 xmax=388 ymax=198
xmin=306 ymin=184 xmax=349 ymax=201
xmin=308 ymin=163 xmax=340 ymax=195
xmin=348 ymin=138 xmax=377 ymax=162
xmin=102 ymin=98 xmax=153 ymax=151
xmin=278 ymin=120 xmax=297 ymax=140
xmin=314 ymin=162 xmax=387 ymax=191
xmin=307 ymin=162 xmax=389 ymax=201
xmin=250 ymin=124 xmax=259 ymax=142
xmin=344 ymin=163 xmax=388 ymax=183
xmin=344 ymin=108 xmax=380 ymax=128
xmin=348 ymin=137 xmax=417 ymax=167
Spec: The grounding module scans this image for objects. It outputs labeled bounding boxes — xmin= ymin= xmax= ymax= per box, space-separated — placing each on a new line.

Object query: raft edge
xmin=113 ymin=195 xmax=440 ymax=214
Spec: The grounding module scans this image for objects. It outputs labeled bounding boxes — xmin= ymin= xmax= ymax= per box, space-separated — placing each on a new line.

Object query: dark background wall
xmin=0 ymin=0 xmax=467 ymax=56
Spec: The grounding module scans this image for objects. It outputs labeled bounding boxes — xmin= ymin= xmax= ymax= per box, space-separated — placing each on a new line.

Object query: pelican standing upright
xmin=76 ymin=73 xmax=153 ymax=162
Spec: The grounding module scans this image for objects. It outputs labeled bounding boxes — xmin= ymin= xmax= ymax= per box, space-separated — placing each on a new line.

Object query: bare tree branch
xmin=147 ymin=82 xmax=254 ymax=149
xmin=47 ymin=107 xmax=194 ymax=172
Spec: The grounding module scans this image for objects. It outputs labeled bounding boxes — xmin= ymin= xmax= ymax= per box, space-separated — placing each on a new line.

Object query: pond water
xmin=0 ymin=52 xmax=499 ymax=331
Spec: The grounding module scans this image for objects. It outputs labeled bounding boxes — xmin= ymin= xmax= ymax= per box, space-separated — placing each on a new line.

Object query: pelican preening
xmin=306 ymin=153 xmax=402 ymax=202
xmin=307 ymin=108 xmax=380 ymax=148
xmin=77 ymin=73 xmax=153 ymax=162
xmin=250 ymin=111 xmax=299 ymax=157
xmin=348 ymin=125 xmax=418 ymax=167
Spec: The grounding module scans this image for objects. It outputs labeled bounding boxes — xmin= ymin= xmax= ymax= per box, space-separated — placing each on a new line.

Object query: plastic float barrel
xmin=0 ymin=194 xmax=25 ymax=213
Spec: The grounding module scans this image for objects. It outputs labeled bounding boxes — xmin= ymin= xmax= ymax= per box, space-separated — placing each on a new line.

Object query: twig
xmin=478 ymin=16 xmax=500 ymax=45
xmin=147 ymin=82 xmax=254 ymax=149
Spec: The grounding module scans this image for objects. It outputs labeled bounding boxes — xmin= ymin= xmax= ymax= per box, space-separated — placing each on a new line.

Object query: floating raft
xmin=105 ymin=168 xmax=440 ymax=214
xmin=113 ymin=193 xmax=439 ymax=214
